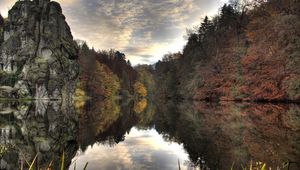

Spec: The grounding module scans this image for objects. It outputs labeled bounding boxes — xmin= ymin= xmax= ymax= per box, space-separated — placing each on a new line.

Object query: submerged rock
xmin=0 ymin=0 xmax=79 ymax=102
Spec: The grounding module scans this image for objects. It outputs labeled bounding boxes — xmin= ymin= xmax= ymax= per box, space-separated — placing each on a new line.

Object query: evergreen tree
xmin=198 ymin=16 xmax=213 ymax=42
xmin=0 ymin=14 xmax=4 ymax=26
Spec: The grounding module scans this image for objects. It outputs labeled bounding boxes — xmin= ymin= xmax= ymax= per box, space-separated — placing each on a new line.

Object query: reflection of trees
xmin=78 ymin=98 xmax=155 ymax=150
xmin=78 ymin=99 xmax=121 ymax=150
xmin=78 ymin=99 xmax=139 ymax=149
xmin=154 ymin=101 xmax=180 ymax=140
xmin=0 ymin=101 xmax=79 ymax=169
xmin=133 ymin=98 xmax=147 ymax=114
xmin=133 ymin=81 xmax=147 ymax=98
xmin=154 ymin=101 xmax=300 ymax=170
xmin=134 ymin=100 xmax=155 ymax=129
xmin=3 ymin=99 xmax=297 ymax=170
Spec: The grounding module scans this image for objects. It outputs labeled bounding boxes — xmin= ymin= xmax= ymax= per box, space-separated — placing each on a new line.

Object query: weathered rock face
xmin=0 ymin=101 xmax=78 ymax=169
xmin=0 ymin=0 xmax=79 ymax=101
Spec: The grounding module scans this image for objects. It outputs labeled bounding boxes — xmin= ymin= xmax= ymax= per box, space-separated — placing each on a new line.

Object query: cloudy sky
xmin=70 ymin=128 xmax=191 ymax=170
xmin=0 ymin=0 xmax=228 ymax=65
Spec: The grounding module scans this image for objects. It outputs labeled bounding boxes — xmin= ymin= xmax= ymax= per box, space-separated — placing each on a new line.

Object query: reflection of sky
xmin=69 ymin=127 xmax=192 ymax=170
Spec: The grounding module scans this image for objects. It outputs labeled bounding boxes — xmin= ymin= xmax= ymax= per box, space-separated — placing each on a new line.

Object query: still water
xmin=70 ymin=128 xmax=191 ymax=170
xmin=0 ymin=100 xmax=299 ymax=170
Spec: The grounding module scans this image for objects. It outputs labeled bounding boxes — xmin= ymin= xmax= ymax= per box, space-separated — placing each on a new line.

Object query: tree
xmin=114 ymin=51 xmax=126 ymax=60
xmin=78 ymin=42 xmax=96 ymax=94
xmin=78 ymin=44 xmax=138 ymax=98
xmin=134 ymin=81 xmax=147 ymax=98
xmin=133 ymin=98 xmax=147 ymax=114
xmin=96 ymin=50 xmax=138 ymax=95
xmin=198 ymin=16 xmax=214 ymax=41
xmin=135 ymin=65 xmax=155 ymax=98
xmin=229 ymin=0 xmax=251 ymax=14
xmin=186 ymin=33 xmax=198 ymax=49
xmin=219 ymin=4 xmax=237 ymax=29
xmin=90 ymin=61 xmax=120 ymax=98
xmin=0 ymin=14 xmax=4 ymax=44
xmin=0 ymin=14 xmax=4 ymax=26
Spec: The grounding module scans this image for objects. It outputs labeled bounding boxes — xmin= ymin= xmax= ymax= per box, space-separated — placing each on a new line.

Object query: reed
xmin=20 ymin=151 xmax=89 ymax=170
xmin=231 ymin=160 xmax=291 ymax=170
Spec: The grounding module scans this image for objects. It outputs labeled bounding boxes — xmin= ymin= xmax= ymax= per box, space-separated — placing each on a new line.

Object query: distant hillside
xmin=154 ymin=0 xmax=300 ymax=102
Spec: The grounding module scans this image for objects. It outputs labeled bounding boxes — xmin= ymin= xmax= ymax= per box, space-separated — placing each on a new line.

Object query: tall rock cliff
xmin=0 ymin=0 xmax=79 ymax=102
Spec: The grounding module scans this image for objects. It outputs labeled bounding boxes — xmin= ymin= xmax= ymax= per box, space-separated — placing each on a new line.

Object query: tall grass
xmin=22 ymin=151 xmax=89 ymax=170
xmin=231 ymin=160 xmax=291 ymax=170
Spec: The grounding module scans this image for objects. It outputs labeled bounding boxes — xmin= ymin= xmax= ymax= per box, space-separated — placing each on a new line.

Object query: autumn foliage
xmin=154 ymin=101 xmax=300 ymax=169
xmin=133 ymin=81 xmax=147 ymax=98
xmin=92 ymin=61 xmax=120 ymax=98
xmin=133 ymin=98 xmax=147 ymax=113
xmin=96 ymin=50 xmax=138 ymax=96
xmin=154 ymin=0 xmax=300 ymax=102
xmin=77 ymin=40 xmax=157 ymax=102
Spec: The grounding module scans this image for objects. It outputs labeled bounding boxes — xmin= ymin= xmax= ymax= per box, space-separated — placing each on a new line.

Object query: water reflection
xmin=0 ymin=101 xmax=78 ymax=169
xmin=73 ymin=98 xmax=193 ymax=170
xmin=155 ymin=101 xmax=300 ymax=170
xmin=0 ymin=99 xmax=299 ymax=170
xmin=71 ymin=128 xmax=190 ymax=170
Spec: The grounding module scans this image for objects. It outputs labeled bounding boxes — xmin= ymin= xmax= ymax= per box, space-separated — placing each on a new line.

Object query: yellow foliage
xmin=93 ymin=61 xmax=121 ymax=98
xmin=75 ymin=87 xmax=86 ymax=98
xmin=74 ymin=83 xmax=87 ymax=111
xmin=92 ymin=99 xmax=121 ymax=134
xmin=133 ymin=98 xmax=147 ymax=114
xmin=133 ymin=81 xmax=147 ymax=97
xmin=75 ymin=99 xmax=85 ymax=112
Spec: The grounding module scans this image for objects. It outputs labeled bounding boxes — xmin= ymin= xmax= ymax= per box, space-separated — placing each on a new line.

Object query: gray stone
xmin=14 ymin=80 xmax=30 ymax=98
xmin=0 ymin=159 xmax=8 ymax=169
xmin=0 ymin=0 xmax=79 ymax=102
xmin=39 ymin=140 xmax=51 ymax=152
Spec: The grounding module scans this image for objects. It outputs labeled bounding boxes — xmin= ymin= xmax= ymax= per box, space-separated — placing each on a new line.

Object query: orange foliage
xmin=133 ymin=99 xmax=147 ymax=114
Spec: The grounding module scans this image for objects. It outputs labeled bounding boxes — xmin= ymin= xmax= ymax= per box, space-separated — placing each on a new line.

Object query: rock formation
xmin=0 ymin=0 xmax=79 ymax=102
xmin=0 ymin=101 xmax=78 ymax=169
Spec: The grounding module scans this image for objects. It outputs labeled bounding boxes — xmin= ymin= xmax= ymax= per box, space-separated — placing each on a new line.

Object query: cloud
xmin=0 ymin=0 xmax=15 ymax=17
xmin=69 ymin=128 xmax=191 ymax=170
xmin=0 ymin=0 xmax=227 ymax=65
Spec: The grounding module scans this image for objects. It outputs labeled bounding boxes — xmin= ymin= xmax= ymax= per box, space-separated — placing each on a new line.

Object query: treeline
xmin=154 ymin=0 xmax=300 ymax=102
xmin=134 ymin=65 xmax=155 ymax=98
xmin=96 ymin=50 xmax=137 ymax=96
xmin=78 ymin=97 xmax=155 ymax=151
xmin=77 ymin=42 xmax=153 ymax=100
xmin=78 ymin=43 xmax=121 ymax=99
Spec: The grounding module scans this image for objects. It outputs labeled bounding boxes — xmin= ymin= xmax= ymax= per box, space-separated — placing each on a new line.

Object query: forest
xmin=0 ymin=0 xmax=300 ymax=169
xmin=76 ymin=42 xmax=153 ymax=100
xmin=75 ymin=0 xmax=300 ymax=104
xmin=155 ymin=0 xmax=300 ymax=102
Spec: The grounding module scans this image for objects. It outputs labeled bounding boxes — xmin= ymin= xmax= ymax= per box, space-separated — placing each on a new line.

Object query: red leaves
xmin=192 ymin=2 xmax=300 ymax=102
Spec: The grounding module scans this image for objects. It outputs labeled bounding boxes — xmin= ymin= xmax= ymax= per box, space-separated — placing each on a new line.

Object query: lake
xmin=0 ymin=100 xmax=299 ymax=170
